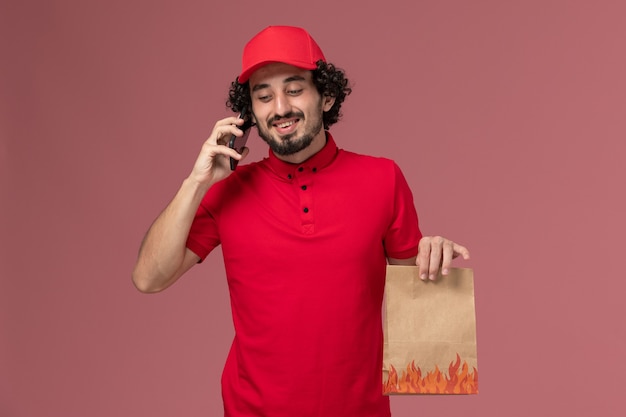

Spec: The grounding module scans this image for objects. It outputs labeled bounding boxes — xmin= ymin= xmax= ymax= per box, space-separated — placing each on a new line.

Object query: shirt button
xmin=303 ymin=207 xmax=309 ymax=213
xmin=298 ymin=167 xmax=304 ymax=172
xmin=287 ymin=174 xmax=292 ymax=179
xmin=312 ymin=167 xmax=317 ymax=173
xmin=301 ymin=185 xmax=307 ymax=190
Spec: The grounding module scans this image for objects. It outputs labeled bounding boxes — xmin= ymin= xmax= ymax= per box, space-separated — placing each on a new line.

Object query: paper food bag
xmin=382 ymin=266 xmax=478 ymax=395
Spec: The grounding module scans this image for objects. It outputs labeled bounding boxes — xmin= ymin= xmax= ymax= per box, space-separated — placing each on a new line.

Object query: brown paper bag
xmin=382 ymin=266 xmax=478 ymax=395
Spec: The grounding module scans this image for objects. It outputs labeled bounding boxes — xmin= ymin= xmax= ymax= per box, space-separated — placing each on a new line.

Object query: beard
xmin=255 ymin=108 xmax=324 ymax=156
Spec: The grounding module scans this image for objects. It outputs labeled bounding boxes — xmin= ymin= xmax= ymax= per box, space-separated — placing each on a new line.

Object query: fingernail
xmin=442 ymin=268 xmax=449 ymax=275
xmin=420 ymin=274 xmax=427 ymax=280
xmin=429 ymin=274 xmax=435 ymax=280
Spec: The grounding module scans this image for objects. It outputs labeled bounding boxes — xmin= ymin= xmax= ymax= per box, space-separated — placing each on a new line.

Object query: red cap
xmin=238 ymin=26 xmax=326 ymax=83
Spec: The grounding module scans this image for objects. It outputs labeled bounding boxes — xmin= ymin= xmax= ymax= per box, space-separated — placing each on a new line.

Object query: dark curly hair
xmin=226 ymin=60 xmax=352 ymax=130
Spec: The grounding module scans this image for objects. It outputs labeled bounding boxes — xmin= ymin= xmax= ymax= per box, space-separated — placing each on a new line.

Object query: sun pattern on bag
xmin=383 ymin=353 xmax=478 ymax=394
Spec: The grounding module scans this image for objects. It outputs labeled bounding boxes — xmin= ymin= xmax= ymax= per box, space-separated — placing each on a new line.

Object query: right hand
xmin=189 ymin=116 xmax=250 ymax=187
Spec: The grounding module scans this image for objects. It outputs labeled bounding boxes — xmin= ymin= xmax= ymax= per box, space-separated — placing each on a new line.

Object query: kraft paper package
xmin=382 ymin=266 xmax=478 ymax=395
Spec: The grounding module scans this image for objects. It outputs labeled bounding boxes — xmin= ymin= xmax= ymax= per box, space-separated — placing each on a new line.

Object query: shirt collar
xmin=266 ymin=131 xmax=339 ymax=180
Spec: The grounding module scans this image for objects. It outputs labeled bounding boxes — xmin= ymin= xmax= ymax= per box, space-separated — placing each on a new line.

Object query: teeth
xmin=277 ymin=120 xmax=295 ymax=128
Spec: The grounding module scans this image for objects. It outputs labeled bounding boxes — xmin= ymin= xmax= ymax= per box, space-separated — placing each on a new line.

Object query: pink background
xmin=2 ymin=1 xmax=625 ymax=416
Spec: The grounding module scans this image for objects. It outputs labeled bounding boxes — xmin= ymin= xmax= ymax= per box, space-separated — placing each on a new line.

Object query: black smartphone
xmin=228 ymin=105 xmax=254 ymax=170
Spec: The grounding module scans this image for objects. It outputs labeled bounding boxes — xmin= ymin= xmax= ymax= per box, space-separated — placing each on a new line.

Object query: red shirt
xmin=187 ymin=133 xmax=421 ymax=417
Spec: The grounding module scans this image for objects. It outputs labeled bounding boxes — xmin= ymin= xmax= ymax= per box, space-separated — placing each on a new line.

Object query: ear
xmin=322 ymin=94 xmax=336 ymax=112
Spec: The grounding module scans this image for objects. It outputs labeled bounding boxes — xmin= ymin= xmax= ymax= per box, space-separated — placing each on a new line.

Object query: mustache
xmin=268 ymin=112 xmax=305 ymax=126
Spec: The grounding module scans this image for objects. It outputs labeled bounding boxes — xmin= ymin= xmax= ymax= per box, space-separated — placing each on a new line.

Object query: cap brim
xmin=239 ymin=60 xmax=319 ymax=83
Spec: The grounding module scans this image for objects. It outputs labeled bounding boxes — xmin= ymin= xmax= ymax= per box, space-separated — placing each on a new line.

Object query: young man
xmin=133 ymin=26 xmax=469 ymax=417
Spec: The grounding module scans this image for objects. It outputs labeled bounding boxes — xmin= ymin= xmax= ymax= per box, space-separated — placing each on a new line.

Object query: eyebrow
xmin=251 ymin=75 xmax=307 ymax=92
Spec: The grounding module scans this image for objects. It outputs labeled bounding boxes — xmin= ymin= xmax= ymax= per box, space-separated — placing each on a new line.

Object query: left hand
xmin=417 ymin=236 xmax=470 ymax=280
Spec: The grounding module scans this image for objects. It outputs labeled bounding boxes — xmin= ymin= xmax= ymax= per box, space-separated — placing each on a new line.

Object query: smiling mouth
xmin=276 ymin=120 xmax=296 ymax=128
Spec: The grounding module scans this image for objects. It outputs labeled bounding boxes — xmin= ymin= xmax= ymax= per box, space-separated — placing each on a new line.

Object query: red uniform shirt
xmin=187 ymin=133 xmax=421 ymax=417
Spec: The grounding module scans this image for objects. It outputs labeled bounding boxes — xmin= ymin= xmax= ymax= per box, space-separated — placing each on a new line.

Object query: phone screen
xmin=228 ymin=106 xmax=254 ymax=170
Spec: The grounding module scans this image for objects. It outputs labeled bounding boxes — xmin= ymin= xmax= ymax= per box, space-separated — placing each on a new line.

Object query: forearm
xmin=132 ymin=177 xmax=210 ymax=292
xmin=132 ymin=115 xmax=247 ymax=291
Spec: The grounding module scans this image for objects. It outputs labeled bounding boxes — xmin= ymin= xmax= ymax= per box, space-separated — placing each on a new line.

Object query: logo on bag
xmin=383 ymin=353 xmax=478 ymax=394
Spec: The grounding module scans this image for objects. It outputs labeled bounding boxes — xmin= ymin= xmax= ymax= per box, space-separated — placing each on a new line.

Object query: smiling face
xmin=249 ymin=63 xmax=335 ymax=163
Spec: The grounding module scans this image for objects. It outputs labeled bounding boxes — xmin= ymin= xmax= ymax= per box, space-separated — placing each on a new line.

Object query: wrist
xmin=182 ymin=175 xmax=213 ymax=198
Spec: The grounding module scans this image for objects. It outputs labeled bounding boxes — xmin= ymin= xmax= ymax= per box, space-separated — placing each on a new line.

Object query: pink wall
xmin=2 ymin=1 xmax=625 ymax=416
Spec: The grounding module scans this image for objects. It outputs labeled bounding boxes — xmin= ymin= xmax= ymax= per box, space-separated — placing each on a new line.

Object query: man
xmin=133 ymin=25 xmax=469 ymax=417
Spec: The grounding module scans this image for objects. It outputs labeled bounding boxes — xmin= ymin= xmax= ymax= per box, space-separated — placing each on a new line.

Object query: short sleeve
xmin=383 ymin=162 xmax=421 ymax=259
xmin=186 ymin=197 xmax=221 ymax=262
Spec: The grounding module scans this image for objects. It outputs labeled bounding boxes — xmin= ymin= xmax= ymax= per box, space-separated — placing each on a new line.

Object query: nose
xmin=273 ymin=92 xmax=292 ymax=117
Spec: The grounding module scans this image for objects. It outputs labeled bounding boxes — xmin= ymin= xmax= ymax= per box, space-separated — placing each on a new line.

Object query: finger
xmin=199 ymin=139 xmax=242 ymax=163
xmin=212 ymin=127 xmax=239 ymax=147
xmin=428 ymin=236 xmax=443 ymax=280
xmin=417 ymin=237 xmax=431 ymax=280
xmin=441 ymin=239 xmax=454 ymax=276
xmin=214 ymin=115 xmax=244 ymax=128
xmin=453 ymin=243 xmax=471 ymax=260
xmin=209 ymin=117 xmax=247 ymax=146
xmin=216 ymin=144 xmax=243 ymax=160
